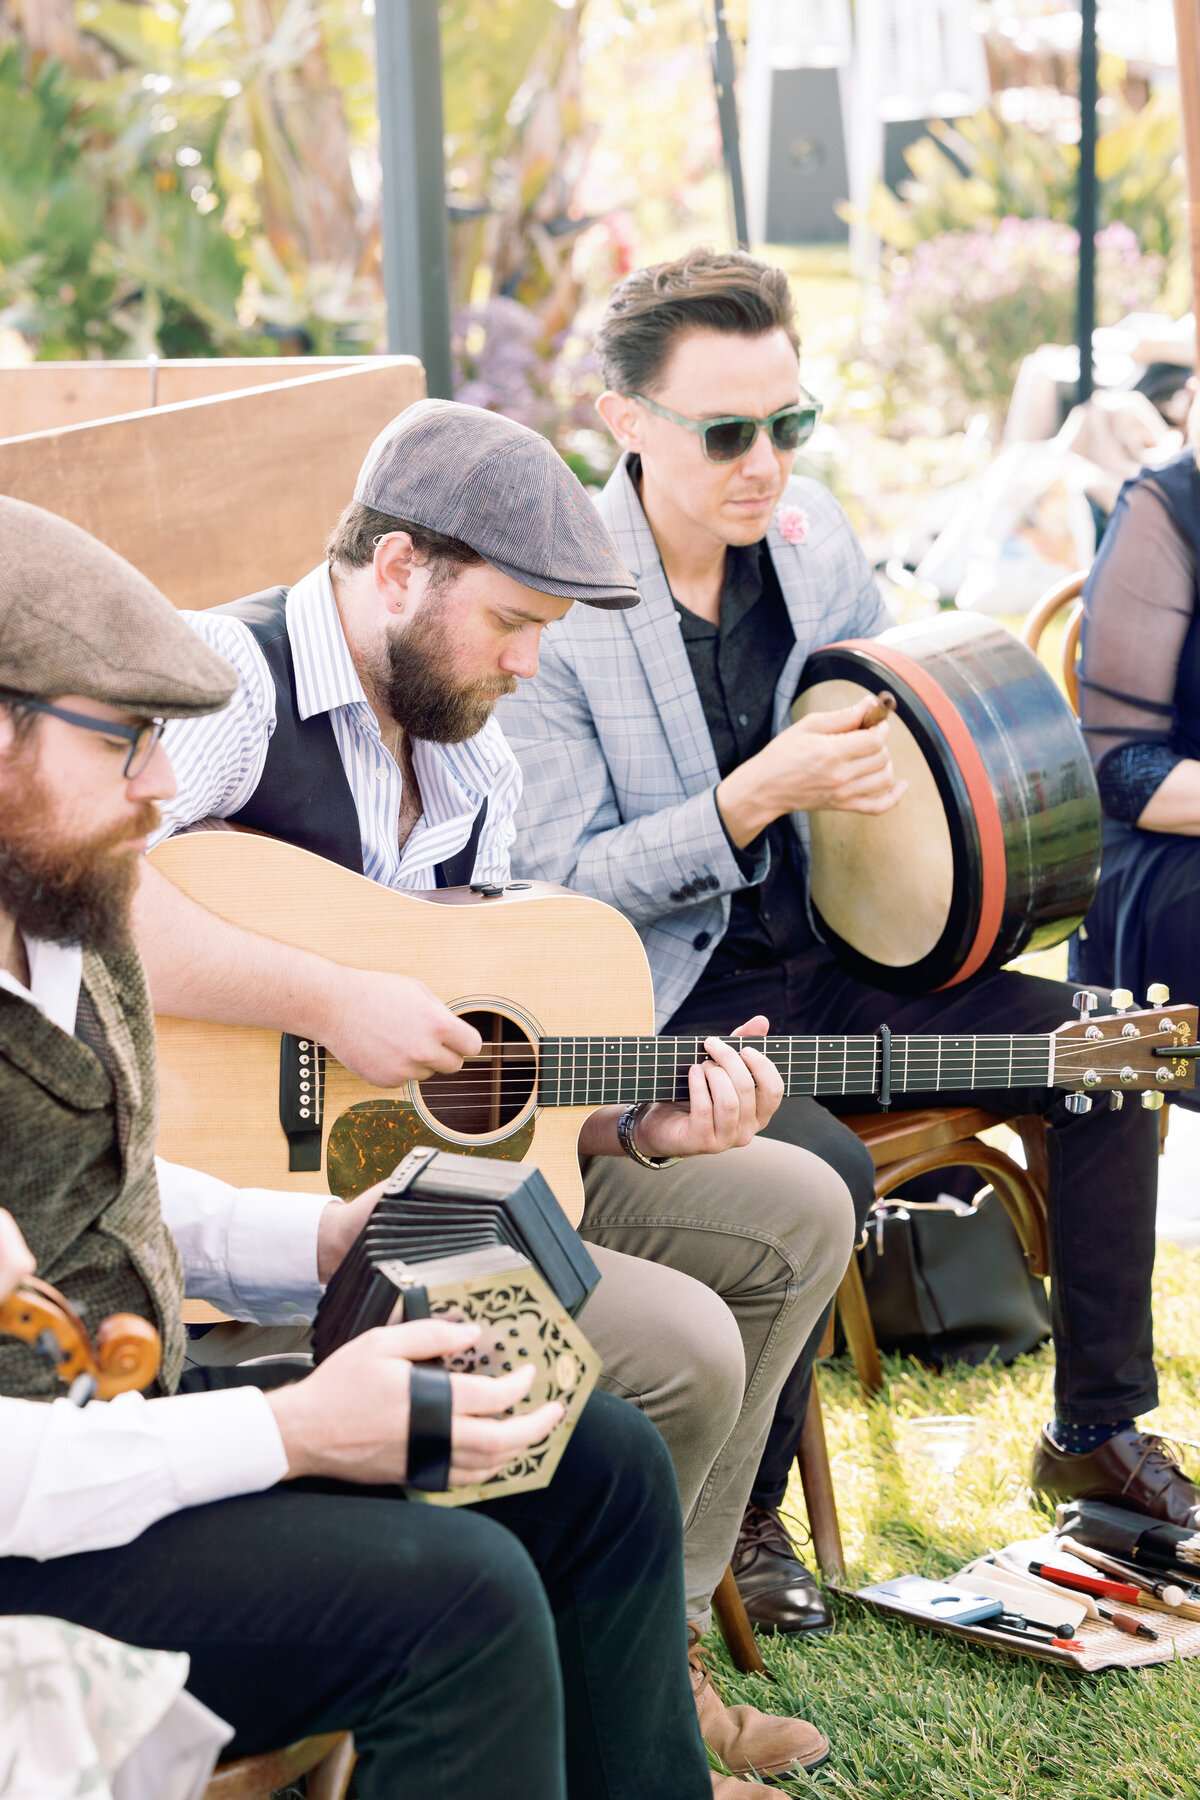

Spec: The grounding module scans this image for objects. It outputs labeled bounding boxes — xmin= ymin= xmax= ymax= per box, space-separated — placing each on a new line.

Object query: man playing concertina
xmin=0 ymin=496 xmax=729 ymax=1800
xmin=131 ymin=399 xmax=850 ymax=1782
xmin=496 ymin=247 xmax=1200 ymax=1635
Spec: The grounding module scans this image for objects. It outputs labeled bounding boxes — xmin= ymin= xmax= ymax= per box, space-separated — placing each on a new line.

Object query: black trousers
xmin=667 ymin=947 xmax=1161 ymax=1509
xmin=0 ymin=1389 xmax=710 ymax=1800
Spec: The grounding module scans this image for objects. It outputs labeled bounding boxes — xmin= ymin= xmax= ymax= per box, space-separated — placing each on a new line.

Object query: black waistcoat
xmin=214 ymin=586 xmax=487 ymax=886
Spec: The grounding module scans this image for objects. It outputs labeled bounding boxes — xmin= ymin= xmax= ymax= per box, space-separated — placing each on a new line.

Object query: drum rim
xmin=796 ymin=645 xmax=988 ymax=994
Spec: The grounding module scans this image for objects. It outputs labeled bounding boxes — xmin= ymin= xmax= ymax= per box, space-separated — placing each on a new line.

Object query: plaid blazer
xmin=498 ymin=456 xmax=892 ymax=1028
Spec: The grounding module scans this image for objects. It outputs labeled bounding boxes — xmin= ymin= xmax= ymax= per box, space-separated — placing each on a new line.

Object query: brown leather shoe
xmin=1031 ymin=1426 xmax=1200 ymax=1528
xmin=689 ymin=1628 xmax=830 ymax=1778
xmin=732 ymin=1502 xmax=832 ymax=1636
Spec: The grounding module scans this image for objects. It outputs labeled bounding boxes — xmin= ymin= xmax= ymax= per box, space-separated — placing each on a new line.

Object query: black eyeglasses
xmin=0 ymin=692 xmax=166 ymax=778
xmin=632 ymin=390 xmax=823 ymax=463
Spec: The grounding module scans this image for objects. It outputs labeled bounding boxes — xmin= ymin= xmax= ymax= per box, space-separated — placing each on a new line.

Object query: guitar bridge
xmin=279 ymin=1034 xmax=326 ymax=1172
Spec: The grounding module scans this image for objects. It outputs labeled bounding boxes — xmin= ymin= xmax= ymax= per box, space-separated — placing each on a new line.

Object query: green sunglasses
xmin=633 ymin=390 xmax=823 ymax=463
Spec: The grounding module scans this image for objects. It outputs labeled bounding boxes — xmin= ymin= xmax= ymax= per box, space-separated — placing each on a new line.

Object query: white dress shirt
xmin=0 ymin=939 xmax=331 ymax=1563
xmin=149 ymin=562 xmax=521 ymax=886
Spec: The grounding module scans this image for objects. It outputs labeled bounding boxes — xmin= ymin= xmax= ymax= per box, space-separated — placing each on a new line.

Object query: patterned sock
xmin=1048 ymin=1418 xmax=1135 ymax=1455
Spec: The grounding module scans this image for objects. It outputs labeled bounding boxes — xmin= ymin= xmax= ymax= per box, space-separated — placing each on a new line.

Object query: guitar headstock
xmin=1052 ymin=986 xmax=1198 ymax=1110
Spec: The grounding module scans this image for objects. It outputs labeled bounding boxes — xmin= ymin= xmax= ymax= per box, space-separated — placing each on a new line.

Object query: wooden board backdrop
xmin=0 ymin=356 xmax=401 ymax=441
xmin=0 ymin=359 xmax=426 ymax=610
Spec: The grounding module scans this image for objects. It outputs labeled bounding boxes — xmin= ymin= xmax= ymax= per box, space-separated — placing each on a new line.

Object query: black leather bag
xmin=853 ymin=1173 xmax=1051 ymax=1369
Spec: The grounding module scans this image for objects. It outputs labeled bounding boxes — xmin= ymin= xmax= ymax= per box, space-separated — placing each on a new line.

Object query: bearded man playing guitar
xmin=132 ymin=398 xmax=850 ymax=1782
xmin=495 ymin=248 xmax=1200 ymax=1624
xmin=0 ymin=498 xmax=740 ymax=1800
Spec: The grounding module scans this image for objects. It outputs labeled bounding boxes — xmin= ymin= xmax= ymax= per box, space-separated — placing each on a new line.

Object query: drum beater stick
xmin=862 ymin=691 xmax=898 ymax=729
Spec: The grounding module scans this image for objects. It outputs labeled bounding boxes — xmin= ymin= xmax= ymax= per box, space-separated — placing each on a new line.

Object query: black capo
xmin=876 ymin=1023 xmax=892 ymax=1111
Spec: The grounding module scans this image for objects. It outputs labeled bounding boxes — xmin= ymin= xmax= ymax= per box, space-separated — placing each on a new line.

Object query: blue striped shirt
xmin=151 ymin=563 xmax=521 ymax=888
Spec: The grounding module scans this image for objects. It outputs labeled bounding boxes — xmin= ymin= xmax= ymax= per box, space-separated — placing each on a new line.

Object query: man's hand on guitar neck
xmin=577 ymin=1016 xmax=783 ymax=1162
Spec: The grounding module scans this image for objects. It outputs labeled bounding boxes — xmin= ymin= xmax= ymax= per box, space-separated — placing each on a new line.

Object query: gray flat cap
xmin=0 ymin=497 xmax=236 ymax=718
xmin=354 ymin=398 xmax=640 ymax=609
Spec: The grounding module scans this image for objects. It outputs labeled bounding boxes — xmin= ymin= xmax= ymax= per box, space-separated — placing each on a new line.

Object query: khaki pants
xmin=187 ymin=1137 xmax=852 ymax=1626
xmin=580 ymin=1136 xmax=853 ymax=1623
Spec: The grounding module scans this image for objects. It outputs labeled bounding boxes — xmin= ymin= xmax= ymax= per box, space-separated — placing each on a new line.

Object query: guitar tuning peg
xmin=1109 ymin=988 xmax=1134 ymax=1012
xmin=1147 ymin=982 xmax=1170 ymax=1007
xmin=1072 ymin=991 xmax=1099 ymax=1021
xmin=1064 ymin=1092 xmax=1093 ymax=1115
xmin=1142 ymin=1090 xmax=1165 ymax=1111
xmin=1109 ymin=1091 xmax=1124 ymax=1111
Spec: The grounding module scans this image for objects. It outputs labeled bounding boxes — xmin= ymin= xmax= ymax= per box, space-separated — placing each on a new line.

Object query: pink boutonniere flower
xmin=775 ymin=505 xmax=810 ymax=546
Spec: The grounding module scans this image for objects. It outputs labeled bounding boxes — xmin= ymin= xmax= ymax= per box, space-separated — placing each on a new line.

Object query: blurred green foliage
xmin=0 ymin=0 xmax=384 ymax=361
xmin=859 ymin=96 xmax=1183 ymax=269
xmin=0 ymin=40 xmax=250 ymax=358
xmin=861 ymin=217 xmax=1167 ymax=437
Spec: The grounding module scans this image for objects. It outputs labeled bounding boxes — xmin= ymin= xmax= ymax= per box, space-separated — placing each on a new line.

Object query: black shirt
xmin=673 ymin=540 xmax=814 ymax=985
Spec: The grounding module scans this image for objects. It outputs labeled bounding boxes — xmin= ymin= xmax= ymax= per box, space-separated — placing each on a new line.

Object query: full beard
xmin=378 ymin=594 xmax=517 ymax=744
xmin=0 ymin=756 xmax=159 ymax=958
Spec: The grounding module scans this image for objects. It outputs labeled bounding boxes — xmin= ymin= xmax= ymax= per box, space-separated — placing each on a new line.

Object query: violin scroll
xmin=93 ymin=1312 xmax=162 ymax=1398
xmin=0 ymin=1274 xmax=161 ymax=1402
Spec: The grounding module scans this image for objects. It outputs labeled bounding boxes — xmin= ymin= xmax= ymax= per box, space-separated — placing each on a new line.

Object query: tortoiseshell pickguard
xmin=326 ymin=1101 xmax=535 ymax=1199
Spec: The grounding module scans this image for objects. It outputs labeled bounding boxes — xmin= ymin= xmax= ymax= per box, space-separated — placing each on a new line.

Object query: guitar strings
xmin=355 ymin=1031 xmax=1178 ymax=1123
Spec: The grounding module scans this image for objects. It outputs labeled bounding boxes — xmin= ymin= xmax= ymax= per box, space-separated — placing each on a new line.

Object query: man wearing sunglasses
xmin=498 ymin=246 xmax=1191 ymax=1634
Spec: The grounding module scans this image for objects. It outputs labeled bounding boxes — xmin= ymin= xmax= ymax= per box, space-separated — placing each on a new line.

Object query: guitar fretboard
xmin=537 ymin=1033 xmax=1055 ymax=1106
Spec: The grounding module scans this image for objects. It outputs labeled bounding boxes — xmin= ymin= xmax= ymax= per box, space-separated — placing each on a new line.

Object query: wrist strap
xmin=617 ymin=1101 xmax=682 ymax=1170
xmin=406 ymin=1364 xmax=453 ymax=1491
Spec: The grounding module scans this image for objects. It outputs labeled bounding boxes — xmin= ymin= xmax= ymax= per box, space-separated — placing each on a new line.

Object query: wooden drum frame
xmin=792 ymin=612 xmax=1101 ymax=993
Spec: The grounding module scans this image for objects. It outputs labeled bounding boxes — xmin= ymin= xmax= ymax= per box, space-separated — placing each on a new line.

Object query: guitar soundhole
xmin=417 ymin=1010 xmax=537 ymax=1137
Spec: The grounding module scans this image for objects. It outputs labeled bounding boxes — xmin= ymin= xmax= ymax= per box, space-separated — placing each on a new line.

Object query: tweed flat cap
xmin=0 ymin=497 xmax=236 ymax=717
xmin=354 ymin=398 xmax=640 ymax=609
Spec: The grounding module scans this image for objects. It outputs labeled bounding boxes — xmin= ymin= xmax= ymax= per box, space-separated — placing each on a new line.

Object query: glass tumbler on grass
xmin=902 ymin=1415 xmax=983 ymax=1480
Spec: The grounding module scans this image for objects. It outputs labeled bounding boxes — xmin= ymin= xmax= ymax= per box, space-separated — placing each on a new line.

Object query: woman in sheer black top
xmin=1074 ymin=408 xmax=1200 ymax=1100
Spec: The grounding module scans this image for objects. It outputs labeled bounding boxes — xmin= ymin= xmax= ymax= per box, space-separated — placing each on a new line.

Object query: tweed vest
xmin=0 ymin=947 xmax=185 ymax=1399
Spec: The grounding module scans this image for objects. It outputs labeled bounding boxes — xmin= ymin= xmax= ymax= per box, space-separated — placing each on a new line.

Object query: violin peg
xmin=1147 ymin=983 xmax=1170 ymax=1007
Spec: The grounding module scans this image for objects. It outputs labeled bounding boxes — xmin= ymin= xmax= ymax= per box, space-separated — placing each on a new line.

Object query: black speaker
xmin=763 ymin=66 xmax=849 ymax=245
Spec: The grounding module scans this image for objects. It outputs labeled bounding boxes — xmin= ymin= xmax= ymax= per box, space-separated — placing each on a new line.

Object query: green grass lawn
xmin=711 ymin=1243 xmax=1200 ymax=1799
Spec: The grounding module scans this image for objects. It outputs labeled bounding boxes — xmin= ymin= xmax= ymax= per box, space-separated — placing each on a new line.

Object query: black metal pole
xmin=711 ymin=1 xmax=750 ymax=250
xmin=373 ymin=0 xmax=454 ymax=397
xmin=1076 ymin=0 xmax=1098 ymax=405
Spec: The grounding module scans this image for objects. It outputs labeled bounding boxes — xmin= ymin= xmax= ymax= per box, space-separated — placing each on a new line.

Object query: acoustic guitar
xmin=151 ymin=833 xmax=1197 ymax=1225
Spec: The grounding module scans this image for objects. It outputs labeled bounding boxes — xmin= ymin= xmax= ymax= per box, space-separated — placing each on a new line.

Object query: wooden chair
xmin=708 ymin=1358 xmax=844 ymax=1676
xmin=715 ymin=1105 xmax=1052 ymax=1658
xmin=204 ymin=1730 xmax=355 ymax=1800
xmin=832 ymin=1106 xmax=1050 ymax=1398
xmin=1020 ymin=570 xmax=1086 ymax=712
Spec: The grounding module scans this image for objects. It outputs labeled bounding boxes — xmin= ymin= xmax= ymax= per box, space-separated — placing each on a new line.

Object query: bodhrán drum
xmin=791 ymin=611 xmax=1101 ymax=993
